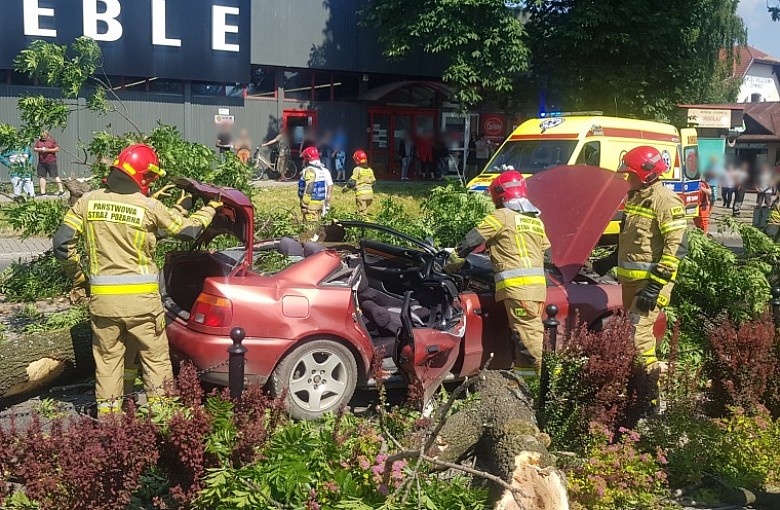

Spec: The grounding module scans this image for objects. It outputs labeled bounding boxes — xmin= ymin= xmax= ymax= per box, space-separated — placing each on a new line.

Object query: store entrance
xmin=368 ymin=108 xmax=436 ymax=178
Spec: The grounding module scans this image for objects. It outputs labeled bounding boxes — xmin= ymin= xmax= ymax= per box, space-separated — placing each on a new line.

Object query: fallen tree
xmin=386 ymin=370 xmax=569 ymax=510
xmin=0 ymin=323 xmax=93 ymax=400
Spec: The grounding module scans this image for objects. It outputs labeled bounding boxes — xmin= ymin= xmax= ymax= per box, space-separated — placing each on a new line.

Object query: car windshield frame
xmin=485 ymin=139 xmax=579 ymax=175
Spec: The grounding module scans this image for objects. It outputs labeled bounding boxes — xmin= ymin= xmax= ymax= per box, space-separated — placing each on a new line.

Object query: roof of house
xmin=739 ymin=102 xmax=780 ymax=141
xmin=722 ymin=46 xmax=780 ymax=78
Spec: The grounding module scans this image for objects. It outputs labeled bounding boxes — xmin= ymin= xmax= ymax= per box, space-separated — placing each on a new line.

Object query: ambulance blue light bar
xmin=539 ymin=111 xmax=603 ymax=118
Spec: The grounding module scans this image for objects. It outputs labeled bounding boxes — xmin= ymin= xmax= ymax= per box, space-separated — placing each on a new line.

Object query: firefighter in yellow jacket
xmin=345 ymin=149 xmax=376 ymax=216
xmin=446 ymin=171 xmax=549 ymax=376
xmin=595 ymin=146 xmax=688 ymax=412
xmin=53 ymin=144 xmax=223 ymax=416
xmin=766 ymin=195 xmax=780 ymax=241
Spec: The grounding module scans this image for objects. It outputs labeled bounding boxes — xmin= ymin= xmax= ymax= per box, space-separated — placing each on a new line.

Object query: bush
xmin=541 ymin=314 xmax=638 ymax=451
xmin=0 ymin=200 xmax=67 ymax=239
xmin=705 ymin=315 xmax=778 ymax=415
xmin=0 ymin=365 xmax=489 ymax=510
xmin=420 ymin=182 xmax=493 ymax=247
xmin=566 ymin=426 xmax=671 ymax=510
xmin=0 ymin=252 xmax=70 ymax=302
xmin=640 ymin=403 xmax=780 ymax=492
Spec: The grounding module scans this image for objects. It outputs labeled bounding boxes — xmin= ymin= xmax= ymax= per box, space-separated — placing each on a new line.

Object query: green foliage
xmin=14 ymin=37 xmax=101 ymax=99
xmin=527 ymin=0 xmax=746 ymax=119
xmin=23 ymin=305 xmax=88 ymax=334
xmin=420 ymin=182 xmax=493 ymax=247
xmin=254 ymin=251 xmax=296 ymax=274
xmin=566 ymin=426 xmax=671 ymax=510
xmin=0 ymin=253 xmax=70 ymax=303
xmin=196 ymin=414 xmax=488 ymax=510
xmin=361 ymin=0 xmax=529 ymax=106
xmin=640 ymin=403 xmax=780 ymax=491
xmin=34 ymin=398 xmax=68 ymax=420
xmin=1 ymin=200 xmax=67 ymax=239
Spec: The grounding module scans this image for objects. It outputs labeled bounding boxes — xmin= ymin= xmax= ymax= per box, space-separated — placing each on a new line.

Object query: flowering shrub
xmin=566 ymin=425 xmax=671 ymax=510
xmin=541 ymin=314 xmax=638 ymax=451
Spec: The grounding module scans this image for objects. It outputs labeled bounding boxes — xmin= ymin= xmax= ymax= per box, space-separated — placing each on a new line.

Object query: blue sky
xmin=739 ymin=0 xmax=780 ymax=57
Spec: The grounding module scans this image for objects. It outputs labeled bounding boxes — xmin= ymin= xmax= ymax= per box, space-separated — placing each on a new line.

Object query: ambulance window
xmin=487 ymin=140 xmax=578 ymax=175
xmin=576 ymin=142 xmax=601 ymax=166
xmin=683 ymin=147 xmax=700 ymax=180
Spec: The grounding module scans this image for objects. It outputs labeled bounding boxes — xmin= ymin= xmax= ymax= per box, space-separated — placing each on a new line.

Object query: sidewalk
xmin=0 ymin=237 xmax=51 ymax=260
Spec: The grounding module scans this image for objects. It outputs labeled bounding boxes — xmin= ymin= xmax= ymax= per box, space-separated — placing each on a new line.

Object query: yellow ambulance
xmin=467 ymin=115 xmax=701 ymax=235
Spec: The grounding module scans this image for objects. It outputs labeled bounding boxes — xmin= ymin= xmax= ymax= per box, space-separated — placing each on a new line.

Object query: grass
xmin=251 ymin=181 xmax=437 ymax=218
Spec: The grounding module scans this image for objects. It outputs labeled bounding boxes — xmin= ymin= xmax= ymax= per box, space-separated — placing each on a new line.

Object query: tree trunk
xmin=0 ymin=323 xmax=93 ymax=400
xmin=433 ymin=371 xmax=569 ymax=510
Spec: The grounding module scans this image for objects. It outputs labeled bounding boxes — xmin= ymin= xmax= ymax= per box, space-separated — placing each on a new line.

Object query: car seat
xmin=278 ymin=237 xmax=304 ymax=258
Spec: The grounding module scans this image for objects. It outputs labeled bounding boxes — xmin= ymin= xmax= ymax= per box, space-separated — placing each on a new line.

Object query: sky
xmin=739 ymin=0 xmax=780 ymax=57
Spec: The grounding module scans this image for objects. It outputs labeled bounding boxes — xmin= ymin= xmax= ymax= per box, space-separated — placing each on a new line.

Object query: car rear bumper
xmin=166 ymin=314 xmax=297 ymax=388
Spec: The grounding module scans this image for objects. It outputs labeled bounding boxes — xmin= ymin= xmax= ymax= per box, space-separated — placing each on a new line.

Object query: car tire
xmin=270 ymin=339 xmax=358 ymax=420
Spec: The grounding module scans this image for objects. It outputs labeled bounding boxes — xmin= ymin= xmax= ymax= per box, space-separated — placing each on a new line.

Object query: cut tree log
xmin=0 ymin=322 xmax=93 ymax=400
xmin=432 ymin=370 xmax=569 ymax=510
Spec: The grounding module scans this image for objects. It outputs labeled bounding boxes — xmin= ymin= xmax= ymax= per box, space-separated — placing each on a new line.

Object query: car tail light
xmin=191 ymin=293 xmax=233 ymax=328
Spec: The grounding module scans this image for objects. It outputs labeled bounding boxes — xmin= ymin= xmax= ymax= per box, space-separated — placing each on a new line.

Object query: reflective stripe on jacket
xmin=351 ymin=166 xmax=376 ymax=198
xmin=456 ymin=208 xmax=550 ymax=302
xmin=617 ymin=180 xmax=688 ymax=286
xmin=53 ymin=188 xmax=216 ymax=316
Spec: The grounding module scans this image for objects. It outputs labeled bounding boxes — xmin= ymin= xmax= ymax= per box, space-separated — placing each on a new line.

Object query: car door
xmin=393 ymin=289 xmax=466 ymax=406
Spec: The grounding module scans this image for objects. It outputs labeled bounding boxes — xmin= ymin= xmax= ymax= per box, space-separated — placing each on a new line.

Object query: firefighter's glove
xmin=208 ymin=194 xmax=224 ymax=211
xmin=444 ymin=252 xmax=466 ymax=274
xmin=346 ymin=179 xmax=357 ymax=190
xmin=152 ymin=184 xmax=177 ymax=200
xmin=70 ymin=274 xmax=89 ymax=305
xmin=175 ymin=191 xmax=194 ymax=211
xmin=592 ymin=251 xmax=618 ymax=277
xmin=635 ymin=281 xmax=664 ymax=313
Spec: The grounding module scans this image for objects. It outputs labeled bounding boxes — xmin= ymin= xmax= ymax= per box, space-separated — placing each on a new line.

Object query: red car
xmin=162 ymin=166 xmax=666 ymax=419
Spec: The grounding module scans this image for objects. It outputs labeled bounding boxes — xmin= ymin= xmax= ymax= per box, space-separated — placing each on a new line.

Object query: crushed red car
xmin=162 ymin=166 xmax=666 ymax=419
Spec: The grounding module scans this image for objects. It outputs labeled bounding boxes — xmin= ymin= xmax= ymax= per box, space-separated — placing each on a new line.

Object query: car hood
xmin=170 ymin=177 xmax=255 ymax=249
xmin=526 ymin=165 xmax=629 ymax=283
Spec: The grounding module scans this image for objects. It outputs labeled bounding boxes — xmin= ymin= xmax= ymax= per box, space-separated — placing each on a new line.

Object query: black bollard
xmin=539 ymin=304 xmax=560 ymax=426
xmin=772 ymin=287 xmax=780 ymax=329
xmin=228 ymin=327 xmax=247 ymax=400
xmin=543 ymin=304 xmax=560 ymax=352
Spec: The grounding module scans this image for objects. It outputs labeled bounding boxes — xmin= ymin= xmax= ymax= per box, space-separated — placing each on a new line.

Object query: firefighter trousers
xmin=503 ymin=299 xmax=544 ymax=374
xmin=621 ymin=279 xmax=673 ymax=373
xmin=356 ymin=197 xmax=373 ymax=214
xmin=91 ymin=312 xmax=173 ymax=414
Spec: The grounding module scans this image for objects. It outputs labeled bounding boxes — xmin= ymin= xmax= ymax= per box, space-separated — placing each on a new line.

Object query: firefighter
xmin=594 ymin=146 xmax=688 ymax=413
xmin=53 ymin=144 xmax=223 ymax=417
xmin=344 ymin=150 xmax=376 ymax=216
xmin=446 ymin=171 xmax=549 ymax=377
xmin=298 ymin=147 xmax=327 ymax=236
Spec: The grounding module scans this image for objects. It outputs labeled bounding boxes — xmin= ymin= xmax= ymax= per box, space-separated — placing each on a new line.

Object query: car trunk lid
xmin=526 ymin=165 xmax=629 ymax=283
xmin=169 ymin=177 xmax=255 ymax=272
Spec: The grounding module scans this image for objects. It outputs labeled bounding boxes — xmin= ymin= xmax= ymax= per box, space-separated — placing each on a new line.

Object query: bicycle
xmin=250 ymin=146 xmax=299 ymax=182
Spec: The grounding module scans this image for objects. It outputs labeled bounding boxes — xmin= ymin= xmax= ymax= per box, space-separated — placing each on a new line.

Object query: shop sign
xmin=0 ymin=0 xmax=251 ymax=82
xmin=687 ymin=108 xmax=732 ymax=129
xmin=481 ymin=114 xmax=507 ymax=140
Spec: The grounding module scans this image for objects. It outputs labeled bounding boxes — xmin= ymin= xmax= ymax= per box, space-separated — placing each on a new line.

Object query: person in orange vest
xmin=693 ymin=179 xmax=712 ymax=234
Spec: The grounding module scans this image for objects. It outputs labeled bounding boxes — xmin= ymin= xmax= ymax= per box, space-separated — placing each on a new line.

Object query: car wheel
xmin=270 ymin=339 xmax=358 ymax=420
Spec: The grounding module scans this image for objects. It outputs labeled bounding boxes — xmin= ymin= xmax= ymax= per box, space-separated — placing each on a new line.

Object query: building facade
xmin=0 ymin=0 xmax=513 ymax=181
xmin=731 ymin=46 xmax=780 ymax=103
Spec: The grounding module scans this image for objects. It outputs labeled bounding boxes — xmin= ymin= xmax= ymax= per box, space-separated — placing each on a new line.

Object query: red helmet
xmin=112 ymin=144 xmax=164 ymax=196
xmin=353 ymin=149 xmax=368 ymax=165
xmin=489 ymin=171 xmax=528 ymax=207
xmin=301 ymin=146 xmax=320 ymax=163
xmin=618 ymin=146 xmax=667 ymax=184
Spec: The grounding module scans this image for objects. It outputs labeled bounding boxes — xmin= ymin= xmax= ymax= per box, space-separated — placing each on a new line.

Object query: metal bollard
xmin=772 ymin=287 xmax=780 ymax=329
xmin=228 ymin=327 xmax=247 ymax=400
xmin=539 ymin=304 xmax=560 ymax=425
xmin=543 ymin=304 xmax=560 ymax=352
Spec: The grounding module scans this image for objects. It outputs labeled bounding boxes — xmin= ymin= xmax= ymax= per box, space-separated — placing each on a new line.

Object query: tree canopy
xmin=363 ymin=0 xmax=747 ymax=118
xmin=361 ymin=0 xmax=530 ymax=106
xmin=526 ymin=0 xmax=746 ymax=119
